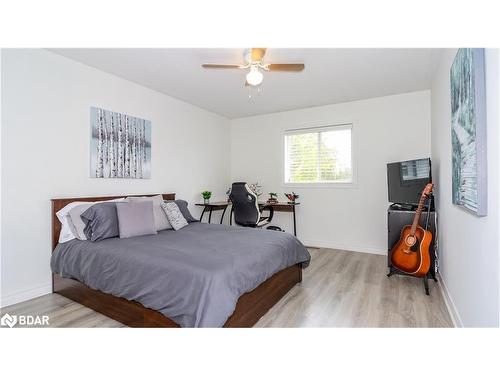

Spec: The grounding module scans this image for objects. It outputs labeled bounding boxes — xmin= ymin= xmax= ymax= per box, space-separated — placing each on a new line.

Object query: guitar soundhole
xmin=405 ymin=235 xmax=417 ymax=248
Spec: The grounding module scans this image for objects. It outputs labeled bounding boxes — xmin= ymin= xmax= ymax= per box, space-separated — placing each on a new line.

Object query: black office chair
xmin=229 ymin=182 xmax=274 ymax=228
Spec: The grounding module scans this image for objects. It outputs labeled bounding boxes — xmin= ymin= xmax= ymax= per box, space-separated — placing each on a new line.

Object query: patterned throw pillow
xmin=161 ymin=202 xmax=189 ymax=230
xmin=173 ymin=200 xmax=198 ymax=222
xmin=163 ymin=200 xmax=198 ymax=223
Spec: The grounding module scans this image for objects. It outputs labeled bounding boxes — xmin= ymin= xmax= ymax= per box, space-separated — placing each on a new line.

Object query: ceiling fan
xmin=202 ymin=48 xmax=305 ymax=87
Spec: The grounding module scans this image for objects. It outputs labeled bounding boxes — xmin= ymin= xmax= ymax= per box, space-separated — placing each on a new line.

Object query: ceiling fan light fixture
xmin=201 ymin=48 xmax=304 ymax=89
xmin=246 ymin=65 xmax=263 ymax=86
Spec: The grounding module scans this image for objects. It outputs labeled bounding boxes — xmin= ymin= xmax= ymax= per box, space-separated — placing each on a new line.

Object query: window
xmin=284 ymin=124 xmax=353 ymax=184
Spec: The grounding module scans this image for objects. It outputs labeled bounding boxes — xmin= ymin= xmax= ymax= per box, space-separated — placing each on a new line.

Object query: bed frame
xmin=51 ymin=193 xmax=302 ymax=327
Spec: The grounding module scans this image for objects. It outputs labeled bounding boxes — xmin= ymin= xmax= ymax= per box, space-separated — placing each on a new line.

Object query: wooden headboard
xmin=51 ymin=193 xmax=176 ymax=251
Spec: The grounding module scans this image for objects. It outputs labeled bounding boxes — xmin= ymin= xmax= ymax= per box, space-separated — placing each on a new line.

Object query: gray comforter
xmin=51 ymin=223 xmax=310 ymax=327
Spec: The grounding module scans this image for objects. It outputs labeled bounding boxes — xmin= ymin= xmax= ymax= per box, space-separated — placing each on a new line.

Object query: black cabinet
xmin=387 ymin=206 xmax=437 ymax=279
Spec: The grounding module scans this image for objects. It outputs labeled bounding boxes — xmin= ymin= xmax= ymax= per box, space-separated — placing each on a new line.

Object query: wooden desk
xmin=195 ymin=201 xmax=229 ymax=224
xmin=195 ymin=201 xmax=300 ymax=236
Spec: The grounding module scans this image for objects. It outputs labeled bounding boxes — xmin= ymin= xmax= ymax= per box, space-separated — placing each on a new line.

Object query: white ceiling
xmin=50 ymin=48 xmax=442 ymax=119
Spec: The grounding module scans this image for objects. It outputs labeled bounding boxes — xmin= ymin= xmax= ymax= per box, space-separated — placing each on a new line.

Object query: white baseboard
xmin=301 ymin=238 xmax=386 ymax=255
xmin=437 ymin=273 xmax=463 ymax=328
xmin=0 ymin=283 xmax=52 ymax=308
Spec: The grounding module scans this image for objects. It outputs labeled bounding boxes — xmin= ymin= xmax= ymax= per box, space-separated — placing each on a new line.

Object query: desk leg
xmin=208 ymin=207 xmax=213 ymax=223
xmin=220 ymin=206 xmax=227 ymax=224
xmin=292 ymin=205 xmax=297 ymax=236
xmin=199 ymin=207 xmax=207 ymax=222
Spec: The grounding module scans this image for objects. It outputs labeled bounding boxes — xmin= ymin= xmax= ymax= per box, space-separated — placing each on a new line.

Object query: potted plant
xmin=201 ymin=191 xmax=212 ymax=204
xmin=284 ymin=192 xmax=299 ymax=204
xmin=267 ymin=192 xmax=278 ymax=204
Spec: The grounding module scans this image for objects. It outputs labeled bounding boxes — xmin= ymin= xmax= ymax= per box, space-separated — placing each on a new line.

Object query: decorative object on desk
xmin=201 ymin=191 xmax=212 ymax=204
xmin=284 ymin=192 xmax=299 ymax=203
xmin=248 ymin=182 xmax=263 ymax=197
xmin=226 ymin=188 xmax=232 ymax=202
xmin=90 ymin=107 xmax=151 ymax=179
xmin=450 ymin=48 xmax=487 ymax=216
xmin=267 ymin=192 xmax=279 ymax=204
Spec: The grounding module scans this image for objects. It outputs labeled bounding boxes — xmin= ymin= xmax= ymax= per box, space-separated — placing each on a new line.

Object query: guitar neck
xmin=410 ymin=193 xmax=428 ymax=235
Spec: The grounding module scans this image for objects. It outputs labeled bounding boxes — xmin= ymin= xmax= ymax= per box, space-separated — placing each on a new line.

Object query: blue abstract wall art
xmin=450 ymin=48 xmax=487 ymax=216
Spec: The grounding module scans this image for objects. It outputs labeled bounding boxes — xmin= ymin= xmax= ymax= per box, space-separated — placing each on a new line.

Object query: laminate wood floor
xmin=1 ymin=248 xmax=453 ymax=328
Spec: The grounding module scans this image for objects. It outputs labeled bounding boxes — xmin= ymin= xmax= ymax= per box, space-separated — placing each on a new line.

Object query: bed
xmin=51 ymin=193 xmax=310 ymax=327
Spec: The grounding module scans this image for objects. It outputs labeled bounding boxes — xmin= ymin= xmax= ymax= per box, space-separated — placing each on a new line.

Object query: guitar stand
xmin=423 ymin=275 xmax=430 ymax=295
xmin=387 ymin=268 xmax=436 ymax=295
xmin=423 ymin=271 xmax=439 ymax=295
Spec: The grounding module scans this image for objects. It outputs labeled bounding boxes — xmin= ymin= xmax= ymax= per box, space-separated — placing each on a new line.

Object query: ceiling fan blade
xmin=251 ymin=48 xmax=267 ymax=61
xmin=202 ymin=64 xmax=243 ymax=69
xmin=268 ymin=63 xmax=305 ymax=72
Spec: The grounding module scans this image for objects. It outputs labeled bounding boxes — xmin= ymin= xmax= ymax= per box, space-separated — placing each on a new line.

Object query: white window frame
xmin=282 ymin=123 xmax=356 ymax=188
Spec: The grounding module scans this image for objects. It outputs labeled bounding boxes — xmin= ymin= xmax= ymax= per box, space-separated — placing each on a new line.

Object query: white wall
xmin=0 ymin=49 xmax=3 ymax=296
xmin=431 ymin=49 xmax=499 ymax=327
xmin=0 ymin=49 xmax=231 ymax=307
xmin=230 ymin=91 xmax=431 ymax=254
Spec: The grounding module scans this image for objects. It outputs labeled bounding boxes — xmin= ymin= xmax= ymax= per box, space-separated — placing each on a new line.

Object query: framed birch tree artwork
xmin=90 ymin=107 xmax=151 ymax=179
xmin=450 ymin=48 xmax=487 ymax=216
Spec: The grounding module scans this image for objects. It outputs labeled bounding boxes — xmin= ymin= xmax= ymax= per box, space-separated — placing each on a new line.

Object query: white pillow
xmin=56 ymin=202 xmax=90 ymax=243
xmin=127 ymin=195 xmax=171 ymax=231
xmin=68 ymin=203 xmax=96 ymax=240
xmin=56 ymin=198 xmax=124 ymax=243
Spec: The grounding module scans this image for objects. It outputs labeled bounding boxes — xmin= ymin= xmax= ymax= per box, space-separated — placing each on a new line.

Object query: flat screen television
xmin=387 ymin=158 xmax=432 ymax=205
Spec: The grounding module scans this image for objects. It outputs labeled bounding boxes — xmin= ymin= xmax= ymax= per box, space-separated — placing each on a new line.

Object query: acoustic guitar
xmin=390 ymin=183 xmax=433 ymax=277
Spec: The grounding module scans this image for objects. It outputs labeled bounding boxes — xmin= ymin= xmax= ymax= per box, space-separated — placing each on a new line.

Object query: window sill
xmin=282 ymin=182 xmax=357 ymax=189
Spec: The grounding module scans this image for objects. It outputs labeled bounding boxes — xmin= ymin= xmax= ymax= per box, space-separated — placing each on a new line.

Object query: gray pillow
xmin=116 ymin=201 xmax=157 ymax=238
xmin=66 ymin=198 xmax=125 ymax=240
xmin=161 ymin=202 xmax=189 ymax=230
xmin=81 ymin=202 xmax=119 ymax=242
xmin=165 ymin=200 xmax=198 ymax=222
xmin=68 ymin=203 xmax=94 ymax=240
xmin=126 ymin=195 xmax=171 ymax=231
